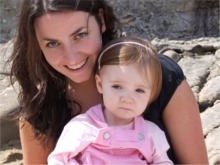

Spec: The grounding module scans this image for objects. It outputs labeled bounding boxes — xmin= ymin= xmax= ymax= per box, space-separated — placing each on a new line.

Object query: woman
xmin=8 ymin=0 xmax=208 ymax=164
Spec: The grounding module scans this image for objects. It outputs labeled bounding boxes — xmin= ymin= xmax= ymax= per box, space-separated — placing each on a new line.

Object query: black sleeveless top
xmin=143 ymin=54 xmax=185 ymax=163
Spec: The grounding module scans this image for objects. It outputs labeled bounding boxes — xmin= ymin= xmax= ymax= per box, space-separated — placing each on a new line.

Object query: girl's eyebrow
xmin=110 ymin=80 xmax=123 ymax=83
xmin=42 ymin=27 xmax=87 ymax=41
xmin=110 ymin=80 xmax=149 ymax=89
xmin=137 ymin=84 xmax=150 ymax=89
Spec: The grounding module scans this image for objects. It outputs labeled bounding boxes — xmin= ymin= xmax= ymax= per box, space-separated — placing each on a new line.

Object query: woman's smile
xmin=66 ymin=57 xmax=88 ymax=70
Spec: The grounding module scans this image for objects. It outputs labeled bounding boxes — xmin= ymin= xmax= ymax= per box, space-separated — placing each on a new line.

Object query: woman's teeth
xmin=67 ymin=59 xmax=87 ymax=70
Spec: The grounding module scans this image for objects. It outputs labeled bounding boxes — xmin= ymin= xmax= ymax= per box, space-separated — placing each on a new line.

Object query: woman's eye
xmin=46 ymin=42 xmax=59 ymax=48
xmin=136 ymin=89 xmax=145 ymax=93
xmin=75 ymin=32 xmax=88 ymax=39
xmin=112 ymin=85 xmax=122 ymax=89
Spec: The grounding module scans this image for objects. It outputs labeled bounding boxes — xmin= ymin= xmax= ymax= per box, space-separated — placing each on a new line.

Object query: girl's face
xmin=34 ymin=11 xmax=106 ymax=84
xmin=96 ymin=64 xmax=152 ymax=126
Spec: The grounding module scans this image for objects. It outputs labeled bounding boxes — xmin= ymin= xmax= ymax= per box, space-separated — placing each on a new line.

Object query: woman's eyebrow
xmin=42 ymin=27 xmax=87 ymax=41
xmin=69 ymin=27 xmax=87 ymax=37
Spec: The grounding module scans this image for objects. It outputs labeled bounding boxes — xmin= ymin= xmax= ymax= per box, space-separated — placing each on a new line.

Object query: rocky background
xmin=0 ymin=0 xmax=220 ymax=164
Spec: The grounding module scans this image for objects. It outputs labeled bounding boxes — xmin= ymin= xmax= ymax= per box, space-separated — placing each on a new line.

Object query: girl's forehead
xmin=101 ymin=65 xmax=151 ymax=87
xmin=101 ymin=64 xmax=144 ymax=77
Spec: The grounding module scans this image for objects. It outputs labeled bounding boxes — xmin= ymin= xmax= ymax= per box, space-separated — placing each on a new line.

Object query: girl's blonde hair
xmin=96 ymin=37 xmax=162 ymax=105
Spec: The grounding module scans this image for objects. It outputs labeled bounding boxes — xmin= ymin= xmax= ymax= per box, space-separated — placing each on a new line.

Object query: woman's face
xmin=34 ymin=11 xmax=106 ymax=83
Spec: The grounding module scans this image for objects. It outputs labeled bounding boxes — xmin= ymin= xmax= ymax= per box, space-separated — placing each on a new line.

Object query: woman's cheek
xmin=87 ymin=32 xmax=103 ymax=55
xmin=43 ymin=50 xmax=62 ymax=68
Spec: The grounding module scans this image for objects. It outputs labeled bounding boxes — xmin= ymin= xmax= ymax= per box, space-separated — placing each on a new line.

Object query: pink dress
xmin=48 ymin=104 xmax=173 ymax=165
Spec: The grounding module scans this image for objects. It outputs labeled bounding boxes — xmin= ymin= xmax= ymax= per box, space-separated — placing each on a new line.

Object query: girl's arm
xmin=146 ymin=121 xmax=173 ymax=164
xmin=19 ymin=120 xmax=54 ymax=164
xmin=48 ymin=116 xmax=95 ymax=165
xmin=162 ymin=80 xmax=209 ymax=164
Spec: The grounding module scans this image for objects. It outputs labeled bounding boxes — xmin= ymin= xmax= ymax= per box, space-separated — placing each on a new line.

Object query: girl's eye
xmin=46 ymin=41 xmax=59 ymax=48
xmin=136 ymin=89 xmax=145 ymax=93
xmin=112 ymin=85 xmax=122 ymax=89
xmin=75 ymin=32 xmax=88 ymax=39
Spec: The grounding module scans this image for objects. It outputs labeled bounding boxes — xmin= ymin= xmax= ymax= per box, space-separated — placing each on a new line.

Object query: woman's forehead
xmin=34 ymin=11 xmax=90 ymax=39
xmin=35 ymin=11 xmax=89 ymax=27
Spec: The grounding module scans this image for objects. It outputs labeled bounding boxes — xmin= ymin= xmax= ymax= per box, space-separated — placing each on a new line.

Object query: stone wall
xmin=0 ymin=0 xmax=219 ymax=43
xmin=0 ymin=0 xmax=20 ymax=43
xmin=107 ymin=0 xmax=220 ymax=40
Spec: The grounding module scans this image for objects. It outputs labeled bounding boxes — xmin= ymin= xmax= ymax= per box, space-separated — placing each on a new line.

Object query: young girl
xmin=48 ymin=37 xmax=173 ymax=164
xmin=8 ymin=0 xmax=208 ymax=164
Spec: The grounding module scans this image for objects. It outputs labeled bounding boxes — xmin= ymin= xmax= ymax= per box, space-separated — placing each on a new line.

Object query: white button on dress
xmin=103 ymin=132 xmax=111 ymax=139
xmin=138 ymin=133 xmax=145 ymax=140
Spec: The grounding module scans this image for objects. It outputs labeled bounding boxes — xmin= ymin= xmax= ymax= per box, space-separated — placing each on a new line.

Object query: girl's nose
xmin=120 ymin=94 xmax=134 ymax=103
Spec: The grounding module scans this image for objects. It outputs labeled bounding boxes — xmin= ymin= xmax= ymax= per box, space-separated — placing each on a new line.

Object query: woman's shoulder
xmin=146 ymin=54 xmax=186 ymax=115
xmin=159 ymin=54 xmax=185 ymax=80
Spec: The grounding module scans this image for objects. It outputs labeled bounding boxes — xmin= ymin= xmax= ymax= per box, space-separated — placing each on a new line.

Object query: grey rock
xmin=152 ymin=37 xmax=220 ymax=53
xmin=178 ymin=55 xmax=214 ymax=88
xmin=0 ymin=40 xmax=13 ymax=74
xmin=199 ymin=76 xmax=220 ymax=108
xmin=207 ymin=60 xmax=220 ymax=81
xmin=0 ymin=81 xmax=20 ymax=117
xmin=201 ymin=102 xmax=220 ymax=137
xmin=205 ymin=126 xmax=220 ymax=165
xmin=215 ymin=49 xmax=220 ymax=59
xmin=161 ymin=50 xmax=182 ymax=62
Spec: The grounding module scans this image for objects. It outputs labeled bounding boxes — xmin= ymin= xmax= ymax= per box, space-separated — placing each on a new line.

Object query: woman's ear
xmin=95 ymin=74 xmax=103 ymax=94
xmin=99 ymin=9 xmax=106 ymax=33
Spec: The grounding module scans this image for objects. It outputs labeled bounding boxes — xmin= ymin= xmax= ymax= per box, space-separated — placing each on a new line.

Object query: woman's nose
xmin=63 ymin=44 xmax=79 ymax=61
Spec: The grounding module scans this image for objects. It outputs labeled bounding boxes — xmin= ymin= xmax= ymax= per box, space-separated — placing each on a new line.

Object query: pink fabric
xmin=48 ymin=104 xmax=173 ymax=165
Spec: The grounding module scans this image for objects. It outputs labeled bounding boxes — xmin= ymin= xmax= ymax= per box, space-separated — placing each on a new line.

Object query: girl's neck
xmin=103 ymin=108 xmax=134 ymax=126
xmin=66 ymin=76 xmax=102 ymax=114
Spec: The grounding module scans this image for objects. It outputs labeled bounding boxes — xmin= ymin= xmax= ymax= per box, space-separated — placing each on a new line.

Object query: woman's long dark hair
xmin=8 ymin=0 xmax=120 ymax=146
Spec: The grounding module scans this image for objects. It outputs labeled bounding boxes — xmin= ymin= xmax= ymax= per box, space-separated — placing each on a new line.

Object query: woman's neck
xmin=66 ymin=76 xmax=102 ymax=113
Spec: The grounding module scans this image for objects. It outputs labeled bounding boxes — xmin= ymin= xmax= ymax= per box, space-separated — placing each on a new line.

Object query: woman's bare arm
xmin=163 ymin=80 xmax=208 ymax=164
xmin=19 ymin=120 xmax=54 ymax=164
